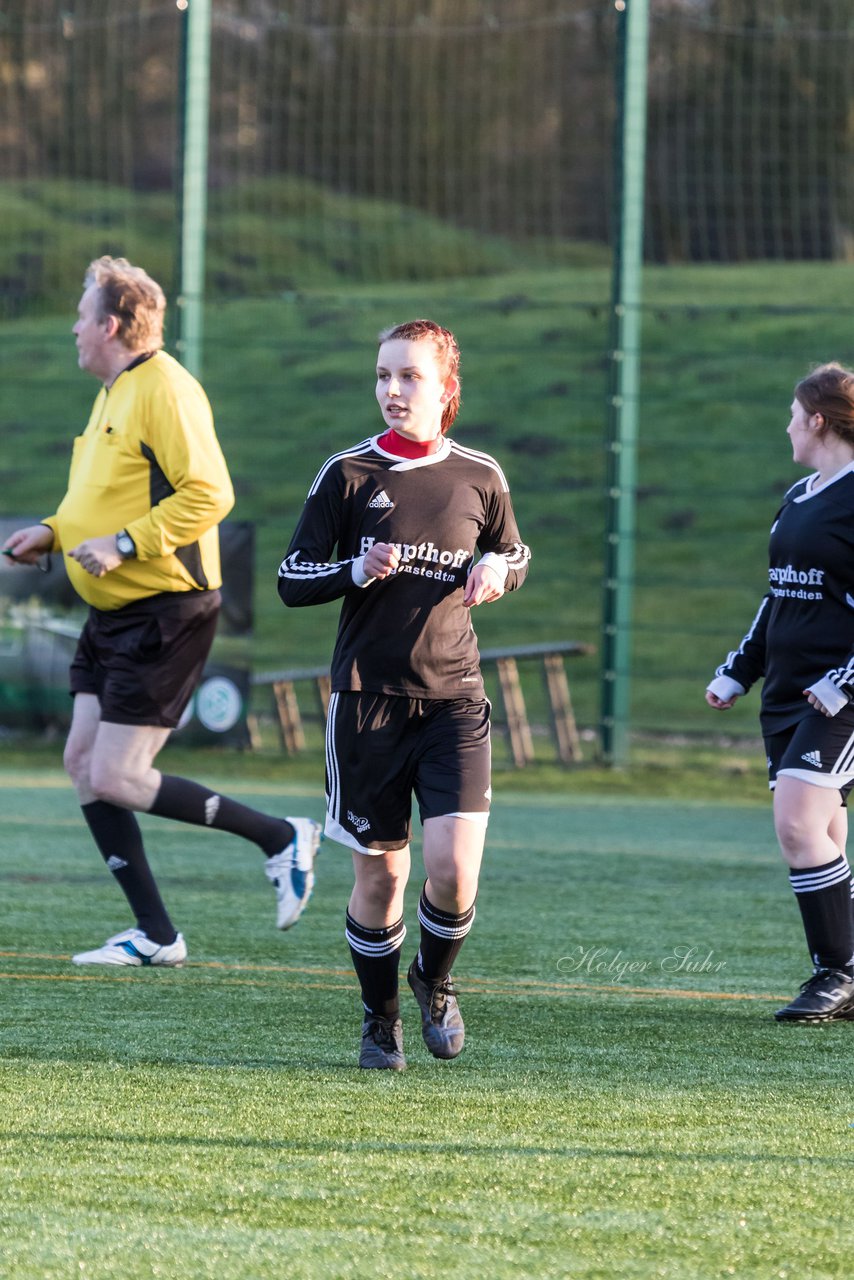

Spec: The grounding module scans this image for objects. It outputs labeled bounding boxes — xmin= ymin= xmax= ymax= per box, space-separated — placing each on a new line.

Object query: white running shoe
xmin=72 ymin=927 xmax=187 ymax=967
xmin=264 ymin=816 xmax=322 ymax=929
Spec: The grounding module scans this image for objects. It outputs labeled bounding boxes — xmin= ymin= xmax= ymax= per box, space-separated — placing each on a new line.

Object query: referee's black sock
xmin=415 ymin=885 xmax=476 ymax=984
xmin=345 ymin=911 xmax=405 ymax=1019
xmin=149 ymin=775 xmax=294 ymax=856
xmin=81 ymin=800 xmax=177 ymax=946
xmin=789 ymin=854 xmax=854 ymax=975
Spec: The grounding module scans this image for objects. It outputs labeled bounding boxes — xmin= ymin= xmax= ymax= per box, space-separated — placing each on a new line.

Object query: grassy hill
xmin=5 ymin=257 xmax=854 ymax=754
xmin=0 ymin=177 xmax=607 ymax=319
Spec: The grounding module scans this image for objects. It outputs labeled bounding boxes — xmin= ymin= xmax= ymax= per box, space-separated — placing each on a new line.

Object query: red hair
xmin=795 ymin=362 xmax=854 ymax=447
xmin=379 ymin=319 xmax=461 ymax=434
xmin=798 ymin=363 xmax=854 ymax=448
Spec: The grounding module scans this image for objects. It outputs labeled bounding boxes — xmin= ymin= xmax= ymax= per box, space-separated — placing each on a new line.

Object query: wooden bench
xmin=252 ymin=641 xmax=593 ymax=767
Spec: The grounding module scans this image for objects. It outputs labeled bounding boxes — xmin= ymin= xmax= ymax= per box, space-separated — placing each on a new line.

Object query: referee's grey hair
xmin=84 ymin=256 xmax=166 ymax=352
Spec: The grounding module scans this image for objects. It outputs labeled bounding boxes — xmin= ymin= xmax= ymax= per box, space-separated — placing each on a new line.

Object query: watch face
xmin=117 ymin=533 xmax=135 ymax=557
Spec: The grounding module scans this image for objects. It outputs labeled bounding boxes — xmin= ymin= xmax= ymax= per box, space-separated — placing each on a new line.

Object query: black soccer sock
xmin=415 ymin=886 xmax=476 ymax=985
xmin=81 ymin=800 xmax=176 ymax=945
xmin=150 ymin=775 xmax=294 ymax=856
xmin=345 ymin=911 xmax=406 ymax=1018
xmin=789 ymin=854 xmax=854 ymax=975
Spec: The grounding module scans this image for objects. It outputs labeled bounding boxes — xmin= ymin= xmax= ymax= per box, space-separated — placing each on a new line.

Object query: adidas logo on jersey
xmin=801 ymin=750 xmax=822 ymax=768
xmin=368 ymin=490 xmax=394 ymax=509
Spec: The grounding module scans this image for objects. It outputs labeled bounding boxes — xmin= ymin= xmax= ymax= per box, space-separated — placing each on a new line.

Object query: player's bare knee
xmin=426 ymin=854 xmax=480 ymax=905
xmin=773 ymin=811 xmax=813 ymax=861
xmin=773 ymin=810 xmax=801 ymax=848
xmin=428 ymin=874 xmax=478 ymax=914
xmin=88 ymin=758 xmax=130 ymax=807
xmin=360 ymin=862 xmax=405 ymax=913
xmin=63 ymin=738 xmax=92 ymax=792
xmin=88 ymin=774 xmax=124 ymax=807
xmin=369 ymin=875 xmax=403 ymax=914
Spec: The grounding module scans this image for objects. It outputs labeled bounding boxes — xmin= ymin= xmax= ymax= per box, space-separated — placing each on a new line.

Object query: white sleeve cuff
xmin=805 ymin=675 xmax=850 ymax=717
xmin=351 ymin=555 xmax=374 ymax=588
xmin=477 ymin=552 xmax=509 ymax=585
xmin=706 ymin=675 xmax=746 ymax=701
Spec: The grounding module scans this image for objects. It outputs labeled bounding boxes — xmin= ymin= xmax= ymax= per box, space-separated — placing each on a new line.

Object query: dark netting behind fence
xmin=205 ymin=0 xmax=615 ymax=294
xmin=4 ymin=1 xmax=854 ymax=747
xmin=0 ymin=0 xmax=182 ymax=318
xmin=0 ymin=0 xmax=616 ymax=316
xmin=646 ymin=0 xmax=854 ymax=263
xmin=4 ymin=1 xmax=854 ymax=316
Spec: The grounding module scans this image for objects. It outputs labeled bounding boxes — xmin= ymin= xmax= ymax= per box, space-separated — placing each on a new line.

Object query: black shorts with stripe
xmin=324 ymin=691 xmax=492 ymax=853
xmin=70 ymin=590 xmax=220 ymax=728
xmin=765 ymin=707 xmax=854 ymax=800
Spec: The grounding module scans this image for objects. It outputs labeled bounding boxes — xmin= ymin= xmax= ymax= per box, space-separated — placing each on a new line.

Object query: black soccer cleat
xmin=774 ymin=968 xmax=854 ymax=1022
xmin=407 ymin=961 xmax=465 ymax=1059
xmin=359 ymin=1015 xmax=406 ymax=1071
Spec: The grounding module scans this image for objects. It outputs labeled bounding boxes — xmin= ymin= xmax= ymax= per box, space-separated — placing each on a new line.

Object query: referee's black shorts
xmin=70 ymin=590 xmax=220 ymax=728
xmin=324 ymin=691 xmax=492 ymax=854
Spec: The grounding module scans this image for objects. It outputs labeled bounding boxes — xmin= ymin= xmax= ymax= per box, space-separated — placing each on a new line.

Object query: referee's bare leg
xmin=65 ymin=694 xmax=320 ymax=963
xmin=65 ymin=694 xmax=180 ymax=954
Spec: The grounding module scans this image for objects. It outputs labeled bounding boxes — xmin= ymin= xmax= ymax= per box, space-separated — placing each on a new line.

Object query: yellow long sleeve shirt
xmin=42 ymin=351 xmax=235 ymax=610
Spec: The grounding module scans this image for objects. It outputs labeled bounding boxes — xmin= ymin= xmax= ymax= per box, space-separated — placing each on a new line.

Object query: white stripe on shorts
xmin=777 ymin=768 xmax=854 ymax=789
xmin=325 ymin=811 xmax=384 ymax=856
xmin=325 ymin=692 xmax=341 ymax=826
xmin=831 ymin=726 xmax=854 ymax=776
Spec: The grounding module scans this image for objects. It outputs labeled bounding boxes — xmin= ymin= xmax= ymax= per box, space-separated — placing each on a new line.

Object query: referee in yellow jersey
xmin=3 ymin=257 xmax=320 ymax=965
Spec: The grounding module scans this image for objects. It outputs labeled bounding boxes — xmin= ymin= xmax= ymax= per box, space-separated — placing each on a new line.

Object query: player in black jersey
xmin=278 ymin=319 xmax=530 ymax=1068
xmin=707 ymin=363 xmax=854 ymax=1022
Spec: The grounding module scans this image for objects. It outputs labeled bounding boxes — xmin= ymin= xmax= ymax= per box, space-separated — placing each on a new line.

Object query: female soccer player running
xmin=707 ymin=363 xmax=854 ymax=1022
xmin=277 ymin=320 xmax=530 ymax=1068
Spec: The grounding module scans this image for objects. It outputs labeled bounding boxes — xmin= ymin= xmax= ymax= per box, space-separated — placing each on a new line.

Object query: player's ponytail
xmin=795 ymin=362 xmax=854 ymax=447
xmin=379 ymin=319 xmax=462 ymax=434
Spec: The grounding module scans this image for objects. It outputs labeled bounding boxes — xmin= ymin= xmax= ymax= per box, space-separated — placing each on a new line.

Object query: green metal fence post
xmin=600 ymin=0 xmax=650 ymax=765
xmin=175 ymin=0 xmax=212 ymax=379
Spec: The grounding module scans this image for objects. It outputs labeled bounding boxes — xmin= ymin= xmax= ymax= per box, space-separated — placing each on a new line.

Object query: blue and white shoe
xmin=265 ymin=817 xmax=322 ymax=929
xmin=72 ymin=927 xmax=187 ymax=967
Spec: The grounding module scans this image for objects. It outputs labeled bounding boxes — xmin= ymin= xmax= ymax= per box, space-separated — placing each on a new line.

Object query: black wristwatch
xmin=115 ymin=529 xmax=137 ymax=560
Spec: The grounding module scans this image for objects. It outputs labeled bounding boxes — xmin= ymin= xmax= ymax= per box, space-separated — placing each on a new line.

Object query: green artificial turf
xmin=2 ymin=774 xmax=853 ymax=1278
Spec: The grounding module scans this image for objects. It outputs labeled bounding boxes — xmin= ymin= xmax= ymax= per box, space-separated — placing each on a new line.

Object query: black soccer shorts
xmin=765 ymin=707 xmax=854 ymax=801
xmin=69 ymin=590 xmax=220 ymax=728
xmin=324 ymin=691 xmax=492 ymax=853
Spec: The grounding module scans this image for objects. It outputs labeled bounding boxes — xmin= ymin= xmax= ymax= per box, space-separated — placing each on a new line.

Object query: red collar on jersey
xmin=377 ymin=428 xmax=443 ymax=458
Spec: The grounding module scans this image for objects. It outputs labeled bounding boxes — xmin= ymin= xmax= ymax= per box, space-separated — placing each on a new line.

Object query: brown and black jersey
xmin=277 ymin=434 xmax=530 ymax=699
